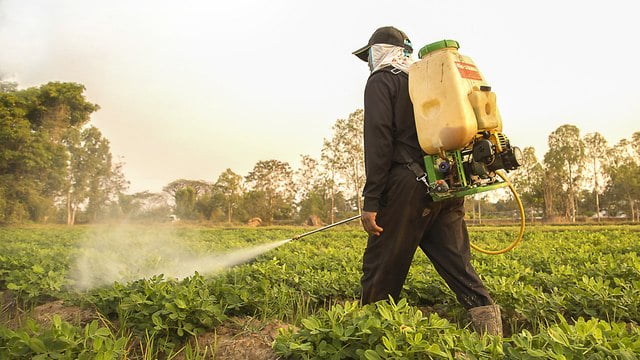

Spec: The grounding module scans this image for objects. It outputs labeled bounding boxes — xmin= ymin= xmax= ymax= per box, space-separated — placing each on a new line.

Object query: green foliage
xmin=194 ymin=191 xmax=224 ymax=221
xmin=0 ymin=316 xmax=128 ymax=360
xmin=66 ymin=126 xmax=127 ymax=224
xmin=175 ymin=186 xmax=198 ymax=220
xmin=275 ymin=300 xmax=640 ymax=359
xmin=321 ymin=109 xmax=365 ymax=213
xmin=604 ymin=143 xmax=640 ymax=221
xmin=21 ymin=82 xmax=99 ymax=131
xmin=117 ymin=191 xmax=171 ymax=220
xmin=274 ymin=298 xmax=502 ymax=359
xmin=1 ymin=225 xmax=640 ymax=358
xmin=244 ymin=159 xmax=295 ymax=223
xmin=0 ymin=81 xmax=124 ymax=225
xmin=90 ymin=274 xmax=227 ymax=351
xmin=0 ymin=227 xmax=79 ymax=303
xmin=214 ymin=168 xmax=244 ymax=223
xmin=0 ymin=90 xmax=67 ymax=223
xmin=505 ymin=315 xmax=640 ymax=359
xmin=510 ymin=146 xmax=544 ymax=212
xmin=543 ymin=124 xmax=585 ymax=221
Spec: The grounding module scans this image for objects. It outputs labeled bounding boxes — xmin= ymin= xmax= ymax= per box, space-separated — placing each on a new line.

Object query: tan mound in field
xmin=176 ymin=317 xmax=295 ymax=360
xmin=305 ymin=215 xmax=323 ymax=226
xmin=1 ymin=295 xmax=98 ymax=330
xmin=33 ymin=300 xmax=97 ymax=327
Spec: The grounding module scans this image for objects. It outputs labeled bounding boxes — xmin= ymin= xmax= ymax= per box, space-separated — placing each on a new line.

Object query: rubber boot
xmin=469 ymin=304 xmax=503 ymax=336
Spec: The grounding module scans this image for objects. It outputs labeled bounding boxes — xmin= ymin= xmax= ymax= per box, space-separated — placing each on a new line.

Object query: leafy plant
xmin=0 ymin=315 xmax=128 ymax=359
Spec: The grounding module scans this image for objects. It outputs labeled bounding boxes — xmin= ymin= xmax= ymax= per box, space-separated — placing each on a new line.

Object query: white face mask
xmin=368 ymin=50 xmax=374 ymax=72
xmin=367 ymin=44 xmax=414 ymax=74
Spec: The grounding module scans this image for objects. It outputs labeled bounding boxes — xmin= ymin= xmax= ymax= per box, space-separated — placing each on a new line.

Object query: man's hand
xmin=361 ymin=211 xmax=383 ymax=236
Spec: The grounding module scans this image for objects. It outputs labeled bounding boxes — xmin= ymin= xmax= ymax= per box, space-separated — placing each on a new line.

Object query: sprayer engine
xmin=422 ymin=131 xmax=523 ymax=201
xmin=424 ymin=132 xmax=522 ymax=201
xmin=467 ymin=132 xmax=523 ymax=178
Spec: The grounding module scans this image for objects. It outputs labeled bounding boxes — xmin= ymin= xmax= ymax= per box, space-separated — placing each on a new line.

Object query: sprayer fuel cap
xmin=418 ymin=39 xmax=460 ymax=59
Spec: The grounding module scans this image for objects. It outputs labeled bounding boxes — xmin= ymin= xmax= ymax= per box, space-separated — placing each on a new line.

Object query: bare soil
xmin=0 ymin=290 xmax=20 ymax=328
xmin=175 ymin=317 xmax=296 ymax=360
xmin=32 ymin=299 xmax=97 ymax=327
xmin=0 ymin=294 xmax=98 ymax=330
xmin=2 ymin=295 xmax=297 ymax=359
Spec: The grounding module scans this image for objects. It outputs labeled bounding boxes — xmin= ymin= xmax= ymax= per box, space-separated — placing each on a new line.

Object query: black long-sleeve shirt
xmin=362 ymin=67 xmax=423 ymax=212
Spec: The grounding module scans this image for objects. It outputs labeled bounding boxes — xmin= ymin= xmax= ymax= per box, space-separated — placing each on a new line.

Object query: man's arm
xmin=361 ymin=73 xmax=395 ymax=235
xmin=363 ymin=72 xmax=395 ymax=211
xmin=361 ymin=211 xmax=383 ymax=236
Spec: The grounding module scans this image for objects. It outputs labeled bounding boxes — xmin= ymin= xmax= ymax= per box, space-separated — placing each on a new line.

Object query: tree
xmin=603 ymin=139 xmax=640 ymax=222
xmin=604 ymin=160 xmax=640 ymax=221
xmin=583 ymin=132 xmax=608 ymax=221
xmin=163 ymin=179 xmax=212 ymax=199
xmin=85 ymin=134 xmax=128 ymax=222
xmin=23 ymin=82 xmax=99 ymax=142
xmin=509 ymin=147 xmax=544 ymax=220
xmin=630 ymin=131 xmax=640 ymax=157
xmin=19 ymin=82 xmax=104 ymax=225
xmin=175 ymin=186 xmax=197 ymax=220
xmin=162 ymin=179 xmax=213 ymax=220
xmin=298 ymin=184 xmax=350 ymax=224
xmin=118 ymin=191 xmax=152 ymax=218
xmin=0 ymin=114 xmax=64 ymax=222
xmin=195 ymin=192 xmax=225 ymax=221
xmin=543 ymin=125 xmax=585 ymax=222
xmin=0 ymin=80 xmax=18 ymax=93
xmin=294 ymin=154 xmax=351 ymax=223
xmin=294 ymin=155 xmax=320 ymax=203
xmin=321 ymin=141 xmax=342 ymax=223
xmin=65 ymin=126 xmax=127 ymax=224
xmin=322 ymin=109 xmax=365 ymax=213
xmin=0 ymin=81 xmax=125 ymax=224
xmin=244 ymin=160 xmax=294 ymax=224
xmin=118 ymin=191 xmax=171 ymax=220
xmin=214 ymin=168 xmax=244 ymax=223
xmin=0 ymin=84 xmax=76 ymax=223
xmin=294 ymin=155 xmax=322 ymax=220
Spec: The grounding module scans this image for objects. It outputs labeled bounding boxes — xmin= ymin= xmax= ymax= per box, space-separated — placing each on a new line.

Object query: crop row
xmin=1 ymin=225 xmax=639 ymax=358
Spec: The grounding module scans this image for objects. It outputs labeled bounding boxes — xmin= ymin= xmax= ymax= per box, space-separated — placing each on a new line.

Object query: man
xmin=352 ymin=26 xmax=502 ymax=336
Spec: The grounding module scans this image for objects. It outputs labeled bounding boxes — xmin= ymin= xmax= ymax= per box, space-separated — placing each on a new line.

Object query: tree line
xmin=0 ymin=81 xmax=125 ymax=225
xmin=2 ymin=81 xmax=638 ymax=225
xmin=0 ymin=81 xmax=366 ymax=225
xmin=132 ymin=109 xmax=367 ymax=225
xmin=510 ymin=125 xmax=640 ymax=223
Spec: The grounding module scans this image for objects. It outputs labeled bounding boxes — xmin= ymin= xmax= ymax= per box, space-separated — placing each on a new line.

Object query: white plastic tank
xmin=409 ymin=40 xmax=502 ymax=155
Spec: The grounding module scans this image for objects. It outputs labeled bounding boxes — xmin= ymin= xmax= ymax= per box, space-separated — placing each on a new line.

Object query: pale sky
xmin=1 ymin=0 xmax=638 ymax=193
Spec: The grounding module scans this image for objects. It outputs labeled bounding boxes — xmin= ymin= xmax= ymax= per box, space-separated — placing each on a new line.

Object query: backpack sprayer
xmin=407 ymin=40 xmax=525 ymax=254
xmin=291 ymin=40 xmax=524 ymax=254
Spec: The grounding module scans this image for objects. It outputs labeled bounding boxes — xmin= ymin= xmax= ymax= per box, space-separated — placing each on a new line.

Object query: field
xmin=1 ymin=224 xmax=639 ymax=359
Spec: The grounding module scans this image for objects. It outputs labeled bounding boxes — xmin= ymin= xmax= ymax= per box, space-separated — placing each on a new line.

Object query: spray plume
xmin=69 ymin=224 xmax=291 ymax=291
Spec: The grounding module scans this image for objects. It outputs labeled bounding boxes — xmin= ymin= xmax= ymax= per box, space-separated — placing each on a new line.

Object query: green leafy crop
xmin=1 ymin=225 xmax=639 ymax=358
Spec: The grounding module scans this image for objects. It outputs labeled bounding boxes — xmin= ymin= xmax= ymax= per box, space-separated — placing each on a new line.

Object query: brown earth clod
xmin=32 ymin=300 xmax=98 ymax=327
xmin=175 ymin=317 xmax=295 ymax=360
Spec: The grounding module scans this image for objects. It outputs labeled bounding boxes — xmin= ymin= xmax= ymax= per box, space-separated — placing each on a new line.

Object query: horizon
xmin=2 ymin=0 xmax=638 ymax=193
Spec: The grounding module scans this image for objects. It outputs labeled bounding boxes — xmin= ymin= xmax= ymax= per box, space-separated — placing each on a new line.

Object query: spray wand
xmin=290 ymin=214 xmax=361 ymax=241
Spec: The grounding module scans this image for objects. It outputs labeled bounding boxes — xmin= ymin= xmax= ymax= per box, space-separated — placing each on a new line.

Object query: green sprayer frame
xmin=424 ymin=150 xmax=509 ymax=201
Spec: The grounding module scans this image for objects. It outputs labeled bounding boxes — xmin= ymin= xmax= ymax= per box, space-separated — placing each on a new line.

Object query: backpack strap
xmin=371 ymin=66 xmax=430 ymax=189
xmin=397 ymin=143 xmax=430 ymax=189
xmin=371 ymin=65 xmax=407 ymax=78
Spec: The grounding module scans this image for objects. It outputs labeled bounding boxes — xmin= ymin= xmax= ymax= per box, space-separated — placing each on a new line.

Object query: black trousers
xmin=361 ymin=164 xmax=493 ymax=309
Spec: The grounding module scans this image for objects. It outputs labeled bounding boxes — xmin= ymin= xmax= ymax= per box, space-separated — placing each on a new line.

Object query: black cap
xmin=352 ymin=26 xmax=412 ymax=62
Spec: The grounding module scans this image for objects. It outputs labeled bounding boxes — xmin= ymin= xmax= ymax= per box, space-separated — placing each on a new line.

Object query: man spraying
xmin=352 ymin=26 xmax=502 ymax=336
